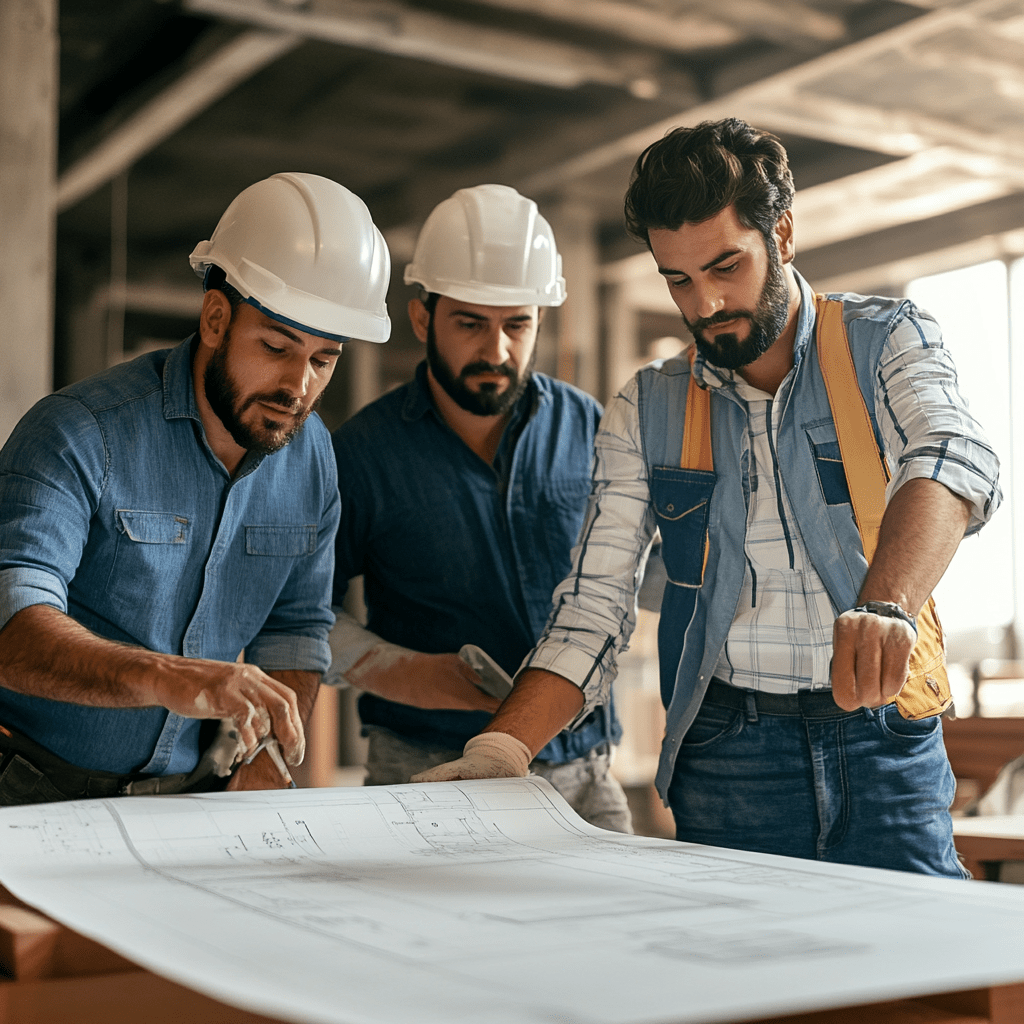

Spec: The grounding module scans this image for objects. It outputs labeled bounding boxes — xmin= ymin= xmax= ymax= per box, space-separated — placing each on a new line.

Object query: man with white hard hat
xmin=0 ymin=172 xmax=390 ymax=803
xmin=326 ymin=183 xmax=631 ymax=832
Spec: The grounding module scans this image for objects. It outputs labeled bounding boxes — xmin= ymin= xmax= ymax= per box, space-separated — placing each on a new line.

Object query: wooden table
xmin=1 ymin=885 xmax=1021 ymax=1024
xmin=953 ymin=815 xmax=1024 ymax=882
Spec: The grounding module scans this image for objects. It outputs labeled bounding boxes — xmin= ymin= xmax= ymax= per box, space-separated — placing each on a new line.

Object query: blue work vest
xmin=638 ymin=286 xmax=902 ymax=798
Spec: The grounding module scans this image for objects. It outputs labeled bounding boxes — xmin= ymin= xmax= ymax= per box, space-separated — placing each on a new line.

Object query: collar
xmin=162 ymin=335 xmax=204 ymax=422
xmin=691 ymin=268 xmax=817 ymax=393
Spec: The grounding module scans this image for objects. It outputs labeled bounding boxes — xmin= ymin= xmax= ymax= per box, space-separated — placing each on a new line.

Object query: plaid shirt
xmin=525 ymin=279 xmax=1002 ymax=712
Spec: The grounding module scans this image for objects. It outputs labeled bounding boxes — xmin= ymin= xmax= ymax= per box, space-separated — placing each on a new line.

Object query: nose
xmin=279 ymin=354 xmax=312 ymax=400
xmin=480 ymin=323 xmax=512 ymax=365
xmin=691 ymin=280 xmax=726 ymax=321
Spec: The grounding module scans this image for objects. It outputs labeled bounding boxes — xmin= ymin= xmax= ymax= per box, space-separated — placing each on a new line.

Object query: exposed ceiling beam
xmin=465 ymin=0 xmax=845 ymax=50
xmin=183 ymin=0 xmax=698 ymax=100
xmin=57 ymin=29 xmax=299 ymax=213
xmin=465 ymin=0 xmax=741 ymax=50
xmin=792 ymin=147 xmax=1024 ymax=250
xmin=519 ymin=0 xmax=1017 ymax=194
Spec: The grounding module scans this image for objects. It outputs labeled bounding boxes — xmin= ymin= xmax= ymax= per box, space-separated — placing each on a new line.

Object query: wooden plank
xmin=0 ymin=889 xmax=135 ymax=981
xmin=943 ymin=718 xmax=1024 ymax=795
xmin=0 ymin=970 xmax=286 ymax=1024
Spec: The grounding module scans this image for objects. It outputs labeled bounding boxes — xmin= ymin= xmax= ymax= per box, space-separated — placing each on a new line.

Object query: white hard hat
xmin=404 ymin=184 xmax=566 ymax=307
xmin=189 ymin=172 xmax=391 ymax=343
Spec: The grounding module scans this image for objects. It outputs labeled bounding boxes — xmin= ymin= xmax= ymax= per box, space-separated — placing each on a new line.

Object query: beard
xmin=426 ymin=318 xmax=534 ymax=417
xmin=203 ymin=328 xmax=320 ymax=456
xmin=685 ymin=239 xmax=791 ymax=371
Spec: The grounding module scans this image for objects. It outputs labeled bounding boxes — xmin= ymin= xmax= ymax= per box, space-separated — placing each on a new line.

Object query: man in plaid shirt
xmin=415 ymin=119 xmax=1001 ymax=877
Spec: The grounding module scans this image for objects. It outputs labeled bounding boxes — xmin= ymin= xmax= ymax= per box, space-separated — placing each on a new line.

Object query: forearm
xmin=325 ymin=608 xmax=384 ymax=685
xmin=858 ymin=477 xmax=971 ymax=614
xmin=0 ymin=604 xmax=307 ymax=763
xmin=483 ymin=669 xmax=584 ymax=757
xmin=265 ymin=669 xmax=320 ymax=725
xmin=0 ymin=604 xmax=181 ymax=708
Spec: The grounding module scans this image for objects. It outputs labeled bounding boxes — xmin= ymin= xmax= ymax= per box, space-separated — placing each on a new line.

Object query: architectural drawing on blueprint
xmin=1 ymin=778 xmax=1023 ymax=1024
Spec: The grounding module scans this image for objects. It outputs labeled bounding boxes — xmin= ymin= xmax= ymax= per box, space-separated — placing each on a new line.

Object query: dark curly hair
xmin=624 ymin=118 xmax=794 ymax=247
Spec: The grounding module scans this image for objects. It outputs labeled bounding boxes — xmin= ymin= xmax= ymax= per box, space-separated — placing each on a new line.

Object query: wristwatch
xmin=852 ymin=600 xmax=918 ymax=636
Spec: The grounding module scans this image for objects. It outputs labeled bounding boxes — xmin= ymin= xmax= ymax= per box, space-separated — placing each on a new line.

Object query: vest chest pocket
xmin=650 ymin=466 xmax=716 ymax=588
xmin=806 ymin=422 xmax=853 ymax=507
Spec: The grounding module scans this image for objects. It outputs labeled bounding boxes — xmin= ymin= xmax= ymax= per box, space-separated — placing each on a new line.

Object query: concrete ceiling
xmin=54 ymin=0 xmax=1024 ymax=345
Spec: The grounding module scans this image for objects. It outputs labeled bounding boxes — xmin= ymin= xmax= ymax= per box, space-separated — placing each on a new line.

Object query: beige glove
xmin=411 ymin=732 xmax=532 ymax=782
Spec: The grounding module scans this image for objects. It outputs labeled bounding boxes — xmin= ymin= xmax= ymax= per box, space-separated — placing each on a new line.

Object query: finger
xmin=257 ymin=682 xmax=304 ymax=765
xmin=853 ymin=632 xmax=884 ymax=707
xmin=879 ymin=623 xmax=913 ymax=701
xmin=227 ymin=700 xmax=263 ymax=756
xmin=830 ymin=620 xmax=859 ymax=710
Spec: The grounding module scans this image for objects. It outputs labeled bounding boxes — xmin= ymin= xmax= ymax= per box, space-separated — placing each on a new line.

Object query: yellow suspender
xmin=682 ymin=345 xmax=713 ymax=473
xmin=813 ymin=297 xmax=887 ymax=560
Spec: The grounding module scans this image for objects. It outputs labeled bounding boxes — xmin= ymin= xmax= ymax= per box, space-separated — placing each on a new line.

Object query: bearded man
xmin=415 ymin=121 xmax=1002 ymax=877
xmin=326 ymin=184 xmax=632 ymax=833
xmin=0 ymin=173 xmax=391 ymax=803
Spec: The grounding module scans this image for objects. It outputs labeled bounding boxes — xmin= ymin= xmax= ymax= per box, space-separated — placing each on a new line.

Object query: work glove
xmin=411 ymin=732 xmax=532 ymax=782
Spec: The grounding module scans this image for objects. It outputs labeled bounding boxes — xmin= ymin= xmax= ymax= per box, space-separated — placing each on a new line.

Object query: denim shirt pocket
xmin=106 ymin=510 xmax=191 ymax=615
xmin=805 ymin=421 xmax=851 ymax=506
xmin=650 ymin=466 xmax=716 ymax=588
xmin=116 ymin=509 xmax=190 ymax=544
xmin=245 ymin=525 xmax=317 ymax=556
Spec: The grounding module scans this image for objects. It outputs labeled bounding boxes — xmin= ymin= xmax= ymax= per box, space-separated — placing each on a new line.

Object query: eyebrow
xmin=446 ymin=308 xmax=533 ymax=323
xmin=658 ymin=248 xmax=743 ymax=277
xmin=265 ymin=320 xmax=342 ymax=357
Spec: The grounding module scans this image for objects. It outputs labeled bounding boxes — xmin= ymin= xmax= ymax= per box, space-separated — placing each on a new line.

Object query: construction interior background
xmin=3 ymin=0 xmax=1023 ymax=835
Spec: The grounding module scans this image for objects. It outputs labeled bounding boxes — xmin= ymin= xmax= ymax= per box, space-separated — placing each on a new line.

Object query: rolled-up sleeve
xmin=523 ymin=375 xmax=657 ymax=718
xmin=876 ymin=307 xmax=1002 ymax=535
xmin=0 ymin=396 xmax=106 ymax=631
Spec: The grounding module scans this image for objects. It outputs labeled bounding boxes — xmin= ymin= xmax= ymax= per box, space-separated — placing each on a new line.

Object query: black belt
xmin=704 ymin=679 xmax=855 ymax=719
xmin=0 ymin=723 xmax=229 ymax=806
xmin=0 ymin=723 xmax=147 ymax=805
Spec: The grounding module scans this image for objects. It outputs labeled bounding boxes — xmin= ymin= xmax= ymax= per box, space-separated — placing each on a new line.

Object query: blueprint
xmin=1 ymin=777 xmax=1023 ymax=1024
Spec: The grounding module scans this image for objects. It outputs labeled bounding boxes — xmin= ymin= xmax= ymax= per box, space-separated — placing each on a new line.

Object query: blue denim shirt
xmin=0 ymin=338 xmax=339 ymax=775
xmin=332 ymin=361 xmax=619 ymax=759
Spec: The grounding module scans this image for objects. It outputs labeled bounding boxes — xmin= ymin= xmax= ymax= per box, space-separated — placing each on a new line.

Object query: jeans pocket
xmin=875 ymin=703 xmax=942 ymax=742
xmin=682 ymin=706 xmax=743 ymax=749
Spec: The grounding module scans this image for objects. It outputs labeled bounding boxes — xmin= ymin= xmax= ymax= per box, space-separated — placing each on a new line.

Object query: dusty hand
xmin=411 ymin=732 xmax=532 ymax=782
xmin=831 ymin=608 xmax=916 ymax=710
xmin=146 ymin=659 xmax=304 ymax=766
xmin=347 ymin=646 xmax=502 ymax=712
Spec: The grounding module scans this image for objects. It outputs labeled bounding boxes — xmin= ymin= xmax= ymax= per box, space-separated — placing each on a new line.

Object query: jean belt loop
xmin=861 ymin=705 xmax=876 ymax=723
xmin=743 ymin=690 xmax=759 ymax=723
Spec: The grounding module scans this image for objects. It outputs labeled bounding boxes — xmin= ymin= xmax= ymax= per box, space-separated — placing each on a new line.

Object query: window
xmin=906 ymin=261 xmax=1016 ymax=646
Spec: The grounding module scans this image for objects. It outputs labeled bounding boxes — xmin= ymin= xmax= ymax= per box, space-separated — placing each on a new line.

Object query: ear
xmin=408 ymin=297 xmax=430 ymax=345
xmin=199 ymin=289 xmax=232 ymax=351
xmin=774 ymin=210 xmax=795 ymax=265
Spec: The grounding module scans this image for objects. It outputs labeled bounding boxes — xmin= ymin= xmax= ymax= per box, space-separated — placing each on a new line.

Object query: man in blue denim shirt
xmin=326 ymin=185 xmax=631 ymax=831
xmin=0 ymin=173 xmax=391 ymax=803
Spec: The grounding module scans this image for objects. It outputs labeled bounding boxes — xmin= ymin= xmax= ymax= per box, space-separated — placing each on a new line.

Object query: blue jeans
xmin=667 ymin=686 xmax=968 ymax=878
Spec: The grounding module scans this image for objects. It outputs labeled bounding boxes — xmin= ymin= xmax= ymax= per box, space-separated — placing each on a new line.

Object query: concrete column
xmin=546 ymin=196 xmax=601 ymax=398
xmin=346 ymin=338 xmax=383 ymax=415
xmin=603 ymin=282 xmax=639 ymax=404
xmin=0 ymin=0 xmax=57 ymax=445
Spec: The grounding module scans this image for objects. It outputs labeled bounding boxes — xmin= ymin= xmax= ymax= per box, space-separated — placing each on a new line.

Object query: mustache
xmin=458 ymin=361 xmax=517 ymax=382
xmin=242 ymin=390 xmax=304 ymax=415
xmin=687 ymin=310 xmax=754 ymax=334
